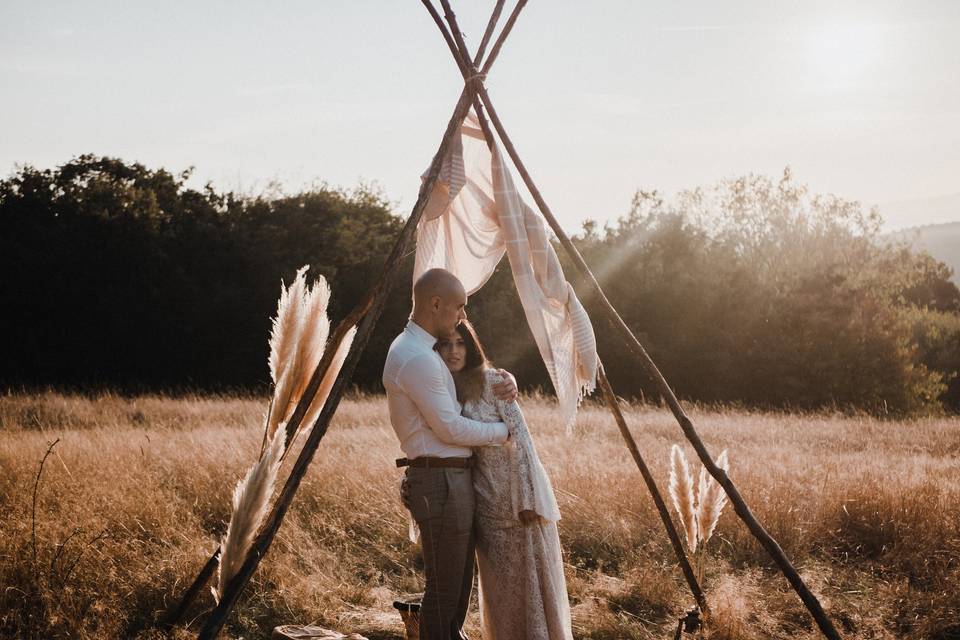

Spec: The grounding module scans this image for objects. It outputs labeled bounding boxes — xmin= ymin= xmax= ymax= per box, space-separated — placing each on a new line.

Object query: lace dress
xmin=463 ymin=369 xmax=573 ymax=640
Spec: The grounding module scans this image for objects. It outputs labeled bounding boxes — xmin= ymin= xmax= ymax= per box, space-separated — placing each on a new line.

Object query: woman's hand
xmin=491 ymin=369 xmax=518 ymax=401
xmin=519 ymin=509 xmax=538 ymax=525
xmin=399 ymin=475 xmax=413 ymax=509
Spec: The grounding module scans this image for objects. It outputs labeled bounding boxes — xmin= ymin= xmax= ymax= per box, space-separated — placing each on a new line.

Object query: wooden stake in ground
xmin=427 ymin=2 xmax=841 ymax=638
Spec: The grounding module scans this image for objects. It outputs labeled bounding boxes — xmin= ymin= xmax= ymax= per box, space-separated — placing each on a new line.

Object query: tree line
xmin=2 ymin=156 xmax=957 ymax=415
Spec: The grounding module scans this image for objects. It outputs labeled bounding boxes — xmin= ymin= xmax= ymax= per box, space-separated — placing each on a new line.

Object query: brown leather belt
xmin=396 ymin=456 xmax=474 ymax=469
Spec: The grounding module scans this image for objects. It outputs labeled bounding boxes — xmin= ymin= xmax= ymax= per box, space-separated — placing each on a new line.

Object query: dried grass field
xmin=1 ymin=391 xmax=958 ymax=640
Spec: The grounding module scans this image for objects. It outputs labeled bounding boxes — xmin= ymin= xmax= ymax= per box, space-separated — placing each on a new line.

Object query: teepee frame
xmin=171 ymin=3 xmax=842 ymax=639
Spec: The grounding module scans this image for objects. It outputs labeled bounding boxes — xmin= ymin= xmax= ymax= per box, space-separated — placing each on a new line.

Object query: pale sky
xmin=2 ymin=1 xmax=959 ymax=233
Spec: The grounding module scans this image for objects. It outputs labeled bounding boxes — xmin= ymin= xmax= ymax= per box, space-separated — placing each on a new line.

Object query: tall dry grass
xmin=1 ymin=391 xmax=958 ymax=639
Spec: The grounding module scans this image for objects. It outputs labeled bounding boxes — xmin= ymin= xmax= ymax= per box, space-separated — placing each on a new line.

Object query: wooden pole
xmin=419 ymin=0 xmax=500 ymax=150
xmin=160 ymin=548 xmax=219 ymax=629
xmin=596 ymin=363 xmax=709 ymax=614
xmin=480 ymin=0 xmax=527 ymax=76
xmin=197 ymin=86 xmax=479 ymax=640
xmin=163 ymin=306 xmax=370 ymax=629
xmin=466 ymin=58 xmax=844 ymax=640
xmin=472 ymin=0 xmax=506 ymax=66
xmin=179 ymin=4 xmax=521 ymax=636
xmin=425 ymin=0 xmax=710 ymax=616
xmin=424 ymin=2 xmax=841 ymax=637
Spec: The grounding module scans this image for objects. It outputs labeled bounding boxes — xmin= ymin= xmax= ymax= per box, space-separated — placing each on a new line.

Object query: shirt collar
xmin=406 ymin=320 xmax=438 ymax=349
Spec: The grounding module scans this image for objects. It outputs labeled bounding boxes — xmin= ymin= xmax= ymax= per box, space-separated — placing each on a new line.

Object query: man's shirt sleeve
xmin=397 ymin=353 xmax=508 ymax=447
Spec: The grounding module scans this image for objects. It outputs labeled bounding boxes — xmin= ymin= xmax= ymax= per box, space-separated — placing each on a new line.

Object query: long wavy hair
xmin=436 ymin=319 xmax=490 ymax=404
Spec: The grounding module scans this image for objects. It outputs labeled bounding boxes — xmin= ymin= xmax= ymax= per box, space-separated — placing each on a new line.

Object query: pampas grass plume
xmin=696 ymin=449 xmax=730 ymax=546
xmin=213 ymin=428 xmax=285 ymax=603
xmin=669 ymin=444 xmax=698 ymax=552
xmin=288 ymin=276 xmax=331 ymax=413
xmin=266 ymin=266 xmax=310 ymax=441
xmin=265 ymin=266 xmax=334 ymax=449
xmin=299 ymin=326 xmax=356 ymax=439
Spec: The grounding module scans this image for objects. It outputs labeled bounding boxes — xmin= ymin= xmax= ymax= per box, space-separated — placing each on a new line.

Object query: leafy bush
xmin=575 ymin=169 xmax=959 ymax=415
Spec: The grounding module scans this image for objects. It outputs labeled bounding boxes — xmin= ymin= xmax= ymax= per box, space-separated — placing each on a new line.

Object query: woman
xmin=435 ymin=319 xmax=573 ymax=640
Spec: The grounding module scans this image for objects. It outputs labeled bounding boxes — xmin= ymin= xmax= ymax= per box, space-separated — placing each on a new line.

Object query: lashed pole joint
xmin=424 ymin=1 xmax=841 ymax=639
xmin=420 ymin=0 xmax=497 ymax=148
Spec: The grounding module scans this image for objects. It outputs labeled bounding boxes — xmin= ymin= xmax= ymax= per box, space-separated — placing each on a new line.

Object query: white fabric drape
xmin=414 ymin=111 xmax=598 ymax=428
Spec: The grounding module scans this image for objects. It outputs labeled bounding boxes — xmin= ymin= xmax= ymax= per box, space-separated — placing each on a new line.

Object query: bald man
xmin=383 ymin=268 xmax=516 ymax=640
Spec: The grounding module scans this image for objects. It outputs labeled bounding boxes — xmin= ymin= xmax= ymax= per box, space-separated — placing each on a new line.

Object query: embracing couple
xmin=383 ymin=268 xmax=573 ymax=640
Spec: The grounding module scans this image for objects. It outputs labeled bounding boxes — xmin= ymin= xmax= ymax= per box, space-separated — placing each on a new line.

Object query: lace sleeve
xmin=499 ymin=397 xmax=538 ymax=514
xmin=487 ymin=371 xmax=562 ymax=522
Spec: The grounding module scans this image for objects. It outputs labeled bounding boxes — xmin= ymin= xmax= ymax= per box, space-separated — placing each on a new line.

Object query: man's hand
xmin=491 ymin=368 xmax=518 ymax=402
xmin=519 ymin=510 xmax=538 ymax=525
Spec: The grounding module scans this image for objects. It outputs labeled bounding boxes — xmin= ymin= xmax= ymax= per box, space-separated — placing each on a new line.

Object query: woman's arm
xmin=488 ymin=370 xmax=562 ymax=523
xmin=489 ymin=386 xmax=541 ymax=522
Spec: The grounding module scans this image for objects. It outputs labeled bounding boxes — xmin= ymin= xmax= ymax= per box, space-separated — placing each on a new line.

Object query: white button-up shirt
xmin=383 ymin=320 xmax=508 ymax=458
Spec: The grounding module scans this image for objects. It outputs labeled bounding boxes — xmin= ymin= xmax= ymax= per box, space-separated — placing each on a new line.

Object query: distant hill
xmin=880 ymin=193 xmax=960 ymax=230
xmin=889 ymin=221 xmax=960 ymax=283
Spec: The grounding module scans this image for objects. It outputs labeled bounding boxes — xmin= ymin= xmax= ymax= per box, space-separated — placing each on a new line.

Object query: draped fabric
xmin=414 ymin=111 xmax=598 ymax=428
